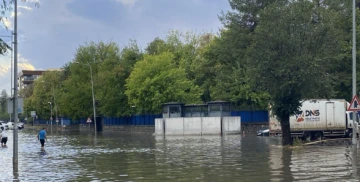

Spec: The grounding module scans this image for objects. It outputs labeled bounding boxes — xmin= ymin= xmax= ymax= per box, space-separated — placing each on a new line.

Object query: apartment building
xmin=17 ymin=68 xmax=64 ymax=92
xmin=17 ymin=70 xmax=45 ymax=92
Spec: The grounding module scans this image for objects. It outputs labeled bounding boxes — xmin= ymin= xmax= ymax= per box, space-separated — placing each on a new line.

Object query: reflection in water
xmin=269 ymin=139 xmax=284 ymax=181
xmin=13 ymin=160 xmax=19 ymax=182
xmin=0 ymin=130 xmax=360 ymax=181
xmin=154 ymin=135 xmax=240 ymax=181
xmin=290 ymin=146 xmax=353 ymax=181
xmin=353 ymin=145 xmax=358 ymax=180
xmin=282 ymin=147 xmax=293 ymax=182
xmin=269 ymin=140 xmax=360 ymax=182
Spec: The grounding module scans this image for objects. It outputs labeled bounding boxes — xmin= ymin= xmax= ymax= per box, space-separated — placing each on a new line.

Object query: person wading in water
xmin=0 ymin=127 xmax=7 ymax=147
xmin=37 ymin=128 xmax=47 ymax=150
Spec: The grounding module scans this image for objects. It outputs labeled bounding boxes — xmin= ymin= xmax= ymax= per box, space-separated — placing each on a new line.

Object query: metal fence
xmin=100 ymin=110 xmax=268 ymax=126
xmin=33 ymin=119 xmax=70 ymax=125
xmin=231 ymin=111 xmax=268 ymax=123
xmin=102 ymin=114 xmax=163 ymax=125
xmin=33 ymin=110 xmax=269 ymax=126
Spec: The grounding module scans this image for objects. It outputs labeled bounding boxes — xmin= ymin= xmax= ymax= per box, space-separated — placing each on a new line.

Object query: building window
xmin=223 ymin=105 xmax=230 ymax=112
xmin=163 ymin=107 xmax=168 ymax=114
xmin=193 ymin=106 xmax=201 ymax=112
xmin=169 ymin=106 xmax=180 ymax=114
xmin=184 ymin=107 xmax=192 ymax=113
xmin=210 ymin=105 xmax=220 ymax=112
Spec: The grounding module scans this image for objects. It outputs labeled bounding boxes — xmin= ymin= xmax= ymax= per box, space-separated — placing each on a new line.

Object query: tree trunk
xmin=280 ymin=114 xmax=293 ymax=146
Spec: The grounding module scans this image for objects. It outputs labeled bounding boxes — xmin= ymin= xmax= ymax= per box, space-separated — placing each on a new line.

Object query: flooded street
xmin=1 ymin=129 xmax=360 ymax=181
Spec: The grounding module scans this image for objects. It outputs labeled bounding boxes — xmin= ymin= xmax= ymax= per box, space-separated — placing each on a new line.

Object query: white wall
xmin=222 ymin=116 xmax=241 ymax=134
xmin=183 ymin=117 xmax=202 ymax=135
xmin=154 ymin=118 xmax=164 ymax=135
xmin=165 ymin=118 xmax=184 ymax=135
xmin=154 ymin=116 xmax=241 ymax=136
xmin=202 ymin=117 xmax=221 ymax=135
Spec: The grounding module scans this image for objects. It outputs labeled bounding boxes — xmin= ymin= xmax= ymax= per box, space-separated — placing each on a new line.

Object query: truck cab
xmin=346 ymin=111 xmax=360 ymax=137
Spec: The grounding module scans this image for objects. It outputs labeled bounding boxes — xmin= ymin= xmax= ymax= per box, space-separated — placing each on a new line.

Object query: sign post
xmin=347 ymin=95 xmax=360 ymax=144
xmin=86 ymin=117 xmax=92 ymax=131
xmin=30 ymin=111 xmax=36 ymax=126
xmin=56 ymin=117 xmax=59 ymax=131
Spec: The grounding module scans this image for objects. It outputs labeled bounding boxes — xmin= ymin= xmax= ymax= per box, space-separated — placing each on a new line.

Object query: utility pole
xmin=48 ymin=101 xmax=53 ymax=134
xmin=89 ymin=64 xmax=97 ymax=137
xmin=74 ymin=61 xmax=97 ymax=137
xmin=13 ymin=0 xmax=19 ymax=166
xmin=352 ymin=0 xmax=357 ymax=145
xmin=10 ymin=31 xmax=13 ymax=123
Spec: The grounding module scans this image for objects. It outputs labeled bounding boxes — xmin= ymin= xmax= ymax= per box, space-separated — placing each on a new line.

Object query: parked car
xmin=4 ymin=123 xmax=9 ymax=130
xmin=18 ymin=122 xmax=24 ymax=129
xmin=257 ymin=128 xmax=270 ymax=136
xmin=6 ymin=122 xmax=14 ymax=130
xmin=5 ymin=122 xmax=24 ymax=130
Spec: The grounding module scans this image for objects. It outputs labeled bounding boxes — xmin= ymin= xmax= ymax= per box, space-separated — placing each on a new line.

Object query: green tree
xmin=0 ymin=89 xmax=8 ymax=113
xmin=19 ymin=84 xmax=34 ymax=98
xmin=202 ymin=0 xmax=280 ymax=107
xmin=24 ymin=71 xmax=63 ymax=120
xmin=58 ymin=41 xmax=123 ymax=119
xmin=0 ymin=89 xmax=10 ymax=123
xmin=320 ymin=0 xmax=360 ymax=101
xmin=201 ymin=30 xmax=270 ymax=108
xmin=250 ymin=1 xmax=342 ymax=145
xmin=146 ymin=31 xmax=217 ymax=103
xmin=125 ymin=52 xmax=202 ymax=114
xmin=145 ymin=38 xmax=167 ymax=55
xmin=97 ymin=40 xmax=142 ymax=117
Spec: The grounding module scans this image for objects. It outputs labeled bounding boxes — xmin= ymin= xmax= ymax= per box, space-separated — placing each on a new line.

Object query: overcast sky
xmin=0 ymin=0 xmax=230 ymax=94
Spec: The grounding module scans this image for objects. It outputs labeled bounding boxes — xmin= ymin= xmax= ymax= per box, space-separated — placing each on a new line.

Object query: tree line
xmin=1 ymin=0 xmax=359 ymax=145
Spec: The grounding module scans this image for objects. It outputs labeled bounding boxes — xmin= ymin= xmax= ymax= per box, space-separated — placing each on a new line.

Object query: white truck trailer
xmin=269 ymin=99 xmax=358 ymax=140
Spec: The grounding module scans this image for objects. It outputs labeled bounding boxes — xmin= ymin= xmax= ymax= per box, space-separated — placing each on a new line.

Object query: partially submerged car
xmin=257 ymin=128 xmax=269 ymax=136
xmin=4 ymin=122 xmax=24 ymax=130
xmin=18 ymin=122 xmax=24 ymax=129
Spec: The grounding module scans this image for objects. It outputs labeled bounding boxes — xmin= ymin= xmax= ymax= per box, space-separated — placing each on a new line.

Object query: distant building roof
xmin=206 ymin=101 xmax=231 ymax=104
xmin=184 ymin=104 xmax=207 ymax=107
xmin=46 ymin=68 xmax=64 ymax=71
xmin=18 ymin=70 xmax=45 ymax=77
xmin=162 ymin=102 xmax=185 ymax=106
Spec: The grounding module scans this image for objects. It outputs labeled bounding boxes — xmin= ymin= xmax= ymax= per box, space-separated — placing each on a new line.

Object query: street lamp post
xmin=48 ymin=102 xmax=52 ymax=134
xmin=42 ymin=81 xmax=57 ymax=131
xmin=74 ymin=61 xmax=97 ymax=137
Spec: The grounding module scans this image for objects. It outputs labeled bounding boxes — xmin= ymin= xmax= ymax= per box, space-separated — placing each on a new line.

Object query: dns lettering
xmin=305 ymin=110 xmax=320 ymax=116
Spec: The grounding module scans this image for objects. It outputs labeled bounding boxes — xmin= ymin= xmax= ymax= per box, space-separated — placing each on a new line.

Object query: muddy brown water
xmin=0 ymin=129 xmax=360 ymax=181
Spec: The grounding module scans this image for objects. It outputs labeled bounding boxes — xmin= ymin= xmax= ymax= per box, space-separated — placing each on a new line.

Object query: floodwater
xmin=1 ymin=130 xmax=360 ymax=182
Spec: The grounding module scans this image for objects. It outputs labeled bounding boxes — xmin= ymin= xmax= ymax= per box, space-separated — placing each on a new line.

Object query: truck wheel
xmin=303 ymin=132 xmax=311 ymax=142
xmin=314 ymin=132 xmax=322 ymax=141
xmin=349 ymin=132 xmax=353 ymax=138
xmin=346 ymin=130 xmax=352 ymax=138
